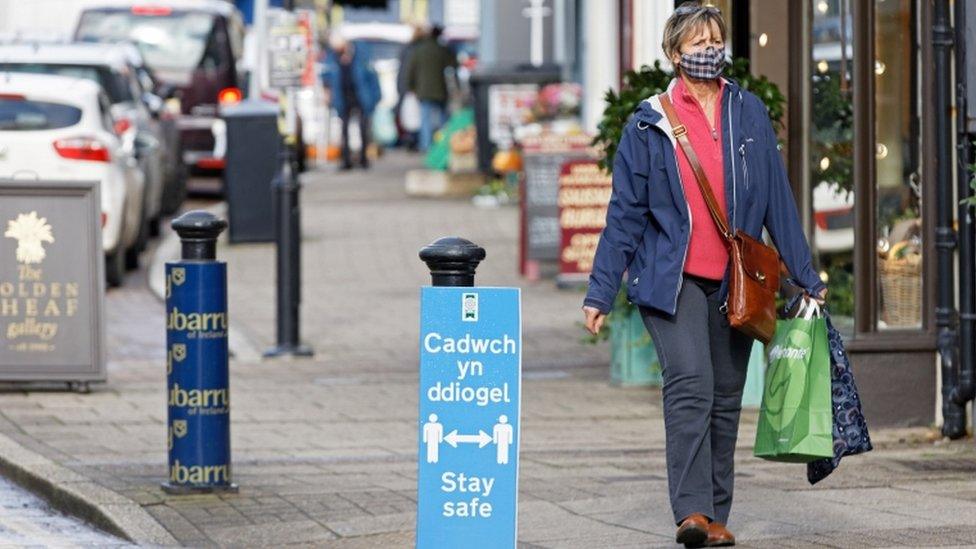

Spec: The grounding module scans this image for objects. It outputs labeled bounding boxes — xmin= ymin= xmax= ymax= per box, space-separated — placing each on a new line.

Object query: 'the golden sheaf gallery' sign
xmin=0 ymin=180 xmax=105 ymax=381
xmin=2 ymin=212 xmax=78 ymax=351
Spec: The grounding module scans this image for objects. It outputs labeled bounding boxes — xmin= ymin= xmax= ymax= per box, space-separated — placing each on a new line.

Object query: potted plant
xmin=586 ymin=58 xmax=787 ymax=386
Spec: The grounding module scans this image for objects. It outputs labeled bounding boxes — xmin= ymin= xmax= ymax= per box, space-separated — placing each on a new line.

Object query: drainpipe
xmin=951 ymin=0 xmax=976 ymax=410
xmin=934 ymin=0 xmax=966 ymax=439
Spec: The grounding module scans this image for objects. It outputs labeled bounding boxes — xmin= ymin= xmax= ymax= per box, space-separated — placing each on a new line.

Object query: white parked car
xmin=813 ymin=180 xmax=854 ymax=254
xmin=0 ymin=73 xmax=144 ymax=286
xmin=0 ymin=42 xmax=168 ymax=262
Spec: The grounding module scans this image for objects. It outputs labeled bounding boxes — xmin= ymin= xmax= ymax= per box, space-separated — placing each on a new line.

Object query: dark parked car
xmin=75 ymin=0 xmax=246 ymax=171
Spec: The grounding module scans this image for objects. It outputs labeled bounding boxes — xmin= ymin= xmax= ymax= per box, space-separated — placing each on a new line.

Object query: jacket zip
xmin=728 ymin=94 xmax=737 ymax=232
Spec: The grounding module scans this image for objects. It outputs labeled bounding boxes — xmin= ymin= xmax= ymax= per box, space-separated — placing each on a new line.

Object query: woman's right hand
xmin=582 ymin=306 xmax=607 ymax=335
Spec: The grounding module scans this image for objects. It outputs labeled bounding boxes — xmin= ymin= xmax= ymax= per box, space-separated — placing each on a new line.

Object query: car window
xmin=123 ymin=64 xmax=145 ymax=97
xmin=200 ymin=22 xmax=225 ymax=71
xmin=228 ymin=14 xmax=244 ymax=61
xmin=113 ymin=69 xmax=137 ymax=103
xmin=136 ymin=67 xmax=156 ymax=93
xmin=0 ymin=98 xmax=82 ymax=131
xmin=0 ymin=63 xmax=132 ymax=104
xmin=76 ymin=9 xmax=217 ymax=75
xmin=97 ymin=93 xmax=115 ymax=132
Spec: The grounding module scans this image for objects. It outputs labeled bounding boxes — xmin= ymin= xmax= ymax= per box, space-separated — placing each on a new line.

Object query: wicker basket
xmin=878 ymin=246 xmax=922 ymax=327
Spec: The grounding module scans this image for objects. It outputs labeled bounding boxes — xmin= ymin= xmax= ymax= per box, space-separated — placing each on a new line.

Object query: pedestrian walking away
xmin=323 ymin=34 xmax=381 ymax=170
xmin=396 ymin=22 xmax=426 ymax=150
xmin=581 ymin=2 xmax=828 ymax=547
xmin=404 ymin=24 xmax=458 ymax=152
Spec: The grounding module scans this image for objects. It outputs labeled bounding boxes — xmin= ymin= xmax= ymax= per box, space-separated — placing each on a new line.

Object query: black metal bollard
xmin=265 ymin=147 xmax=313 ymax=357
xmin=418 ymin=236 xmax=486 ymax=287
xmin=163 ymin=211 xmax=237 ymax=494
xmin=172 ymin=211 xmax=225 ymax=260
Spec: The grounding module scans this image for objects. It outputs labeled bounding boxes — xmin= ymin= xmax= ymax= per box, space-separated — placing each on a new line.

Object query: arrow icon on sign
xmin=444 ymin=430 xmax=492 ymax=448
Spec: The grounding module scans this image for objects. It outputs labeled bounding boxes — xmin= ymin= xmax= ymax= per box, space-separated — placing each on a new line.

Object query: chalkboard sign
xmin=0 ymin=180 xmax=106 ymax=382
xmin=519 ymin=134 xmax=595 ymax=278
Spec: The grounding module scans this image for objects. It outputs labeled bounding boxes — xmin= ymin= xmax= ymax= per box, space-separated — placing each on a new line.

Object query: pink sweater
xmin=671 ymin=78 xmax=729 ymax=280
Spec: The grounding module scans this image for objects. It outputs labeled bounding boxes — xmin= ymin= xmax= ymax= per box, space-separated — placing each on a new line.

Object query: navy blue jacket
xmin=584 ymin=78 xmax=826 ymax=316
xmin=321 ymin=43 xmax=381 ymax=115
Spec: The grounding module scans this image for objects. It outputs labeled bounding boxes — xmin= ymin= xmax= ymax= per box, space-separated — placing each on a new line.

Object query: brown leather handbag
xmin=658 ymin=93 xmax=780 ymax=344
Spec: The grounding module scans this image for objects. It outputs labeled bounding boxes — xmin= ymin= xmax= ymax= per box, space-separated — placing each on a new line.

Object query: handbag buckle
xmin=672 ymin=124 xmax=687 ymax=137
xmin=719 ymin=301 xmax=728 ymax=314
xmin=757 ymin=271 xmax=766 ymax=283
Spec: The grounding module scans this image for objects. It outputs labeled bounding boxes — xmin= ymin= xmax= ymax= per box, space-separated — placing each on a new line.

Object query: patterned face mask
xmin=679 ymin=46 xmax=727 ymax=80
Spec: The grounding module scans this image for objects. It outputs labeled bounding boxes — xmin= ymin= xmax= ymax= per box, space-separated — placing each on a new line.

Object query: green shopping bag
xmin=754 ymin=300 xmax=834 ymax=463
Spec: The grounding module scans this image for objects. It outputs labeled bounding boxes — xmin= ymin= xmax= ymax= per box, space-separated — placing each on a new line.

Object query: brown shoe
xmin=707 ymin=522 xmax=736 ymax=546
xmin=676 ymin=513 xmax=709 ymax=547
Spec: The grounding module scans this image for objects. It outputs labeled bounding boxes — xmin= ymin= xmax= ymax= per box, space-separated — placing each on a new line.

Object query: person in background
xmin=323 ymin=34 xmax=381 ymax=170
xmin=396 ymin=23 xmax=426 ymax=151
xmin=405 ymin=24 xmax=458 ymax=151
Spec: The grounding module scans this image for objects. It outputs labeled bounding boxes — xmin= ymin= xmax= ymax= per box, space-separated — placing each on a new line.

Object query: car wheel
xmin=161 ymin=163 xmax=188 ymax=215
xmin=124 ymin=244 xmax=140 ymax=270
xmin=149 ymin=215 xmax=161 ymax=238
xmin=127 ymin=202 xmax=149 ymax=270
xmin=295 ymin=116 xmax=307 ymax=173
xmin=106 ymin=250 xmax=125 ymax=288
xmin=134 ymin=202 xmax=150 ymax=254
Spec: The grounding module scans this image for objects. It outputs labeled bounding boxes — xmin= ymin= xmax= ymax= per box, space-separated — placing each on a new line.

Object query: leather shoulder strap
xmin=657 ymin=93 xmax=732 ymax=240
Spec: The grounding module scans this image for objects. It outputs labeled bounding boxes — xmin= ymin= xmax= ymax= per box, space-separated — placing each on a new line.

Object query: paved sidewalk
xmin=1 ymin=153 xmax=976 ymax=547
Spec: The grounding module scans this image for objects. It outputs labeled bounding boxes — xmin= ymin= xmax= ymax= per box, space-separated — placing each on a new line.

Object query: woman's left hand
xmin=811 ymin=287 xmax=828 ymax=305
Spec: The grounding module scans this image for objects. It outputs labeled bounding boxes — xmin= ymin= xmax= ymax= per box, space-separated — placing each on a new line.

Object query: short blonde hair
xmin=662 ymin=2 xmax=728 ymax=74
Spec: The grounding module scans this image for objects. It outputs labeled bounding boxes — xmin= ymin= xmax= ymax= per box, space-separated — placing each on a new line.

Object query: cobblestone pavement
xmin=1 ymin=154 xmax=976 ymax=548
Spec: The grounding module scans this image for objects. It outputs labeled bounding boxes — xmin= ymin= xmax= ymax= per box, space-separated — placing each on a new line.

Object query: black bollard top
xmin=171 ymin=210 xmax=227 ymax=260
xmin=419 ymin=236 xmax=486 ymax=287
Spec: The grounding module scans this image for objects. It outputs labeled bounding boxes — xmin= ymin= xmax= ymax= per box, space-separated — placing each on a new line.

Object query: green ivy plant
xmin=583 ymin=59 xmax=788 ymax=345
xmin=593 ymin=58 xmax=786 ymax=172
xmin=965 ymin=155 xmax=976 ymax=207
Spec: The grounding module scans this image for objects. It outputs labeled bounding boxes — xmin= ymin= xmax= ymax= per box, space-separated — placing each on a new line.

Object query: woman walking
xmin=582 ymin=3 xmax=827 ymax=547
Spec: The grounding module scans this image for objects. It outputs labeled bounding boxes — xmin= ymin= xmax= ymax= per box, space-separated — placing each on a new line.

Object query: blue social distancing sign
xmin=417 ymin=287 xmax=521 ymax=549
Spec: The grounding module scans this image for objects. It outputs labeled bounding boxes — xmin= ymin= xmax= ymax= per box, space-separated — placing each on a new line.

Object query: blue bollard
xmin=162 ymin=211 xmax=237 ymax=494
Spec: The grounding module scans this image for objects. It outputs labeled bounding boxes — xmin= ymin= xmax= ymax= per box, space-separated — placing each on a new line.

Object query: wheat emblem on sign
xmin=4 ymin=211 xmax=54 ymax=264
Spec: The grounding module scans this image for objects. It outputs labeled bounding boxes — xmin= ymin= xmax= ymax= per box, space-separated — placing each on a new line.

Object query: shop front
xmin=606 ymin=0 xmax=947 ymax=426
xmin=747 ymin=0 xmax=938 ymax=427
xmin=575 ymin=0 xmax=949 ymax=426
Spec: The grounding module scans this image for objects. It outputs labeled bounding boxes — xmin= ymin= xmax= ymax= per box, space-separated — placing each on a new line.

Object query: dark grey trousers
xmin=639 ymin=274 xmax=754 ymax=525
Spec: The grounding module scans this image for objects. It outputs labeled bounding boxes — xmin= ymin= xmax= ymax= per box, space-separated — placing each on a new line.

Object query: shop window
xmin=809 ymin=0 xmax=924 ymax=338
xmin=810 ymin=0 xmax=855 ymax=334
xmin=874 ymin=0 xmax=922 ymax=330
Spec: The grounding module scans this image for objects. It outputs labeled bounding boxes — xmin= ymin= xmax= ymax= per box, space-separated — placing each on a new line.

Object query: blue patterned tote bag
xmin=806 ymin=312 xmax=873 ymax=484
